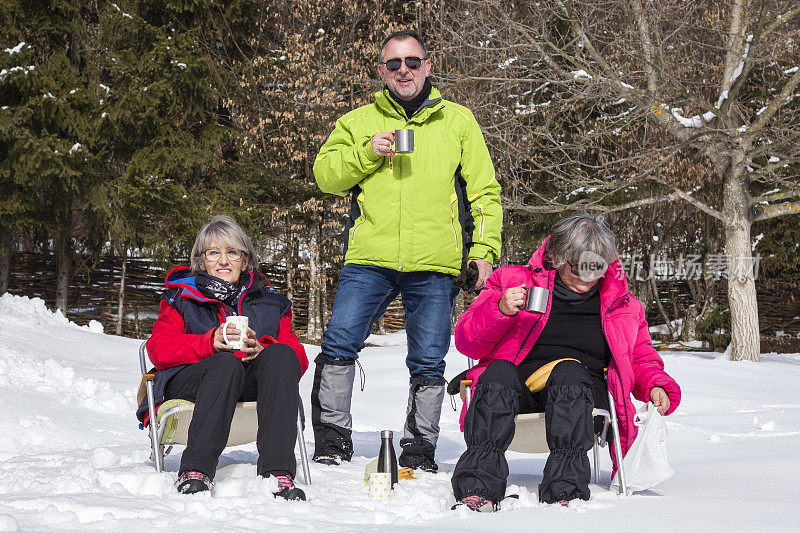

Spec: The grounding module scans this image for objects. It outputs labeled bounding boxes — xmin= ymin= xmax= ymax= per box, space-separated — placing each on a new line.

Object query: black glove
xmin=453 ymin=260 xmax=480 ymax=293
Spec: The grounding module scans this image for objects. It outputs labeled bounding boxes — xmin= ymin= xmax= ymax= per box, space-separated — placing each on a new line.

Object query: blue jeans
xmin=321 ymin=263 xmax=460 ymax=379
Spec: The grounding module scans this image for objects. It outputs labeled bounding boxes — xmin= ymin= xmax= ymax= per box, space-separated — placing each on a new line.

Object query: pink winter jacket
xmin=455 ymin=239 xmax=681 ymax=471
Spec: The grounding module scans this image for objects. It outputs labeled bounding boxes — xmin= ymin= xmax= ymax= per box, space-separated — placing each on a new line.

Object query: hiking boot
xmin=176 ymin=470 xmax=211 ymax=494
xmin=451 ymin=494 xmax=496 ymax=512
xmin=312 ymin=453 xmax=342 ymax=466
xmin=399 ymin=454 xmax=438 ymax=473
xmin=399 ymin=436 xmax=438 ymax=473
xmin=272 ymin=474 xmax=306 ymax=501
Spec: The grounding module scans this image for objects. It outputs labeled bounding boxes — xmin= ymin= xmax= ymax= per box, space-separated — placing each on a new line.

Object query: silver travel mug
xmin=394 ymin=129 xmax=414 ymax=153
xmin=524 ymin=286 xmax=549 ymax=313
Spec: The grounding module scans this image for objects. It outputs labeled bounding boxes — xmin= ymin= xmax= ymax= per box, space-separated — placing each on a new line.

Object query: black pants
xmin=451 ymin=359 xmax=607 ymax=504
xmin=164 ymin=343 xmax=301 ymax=480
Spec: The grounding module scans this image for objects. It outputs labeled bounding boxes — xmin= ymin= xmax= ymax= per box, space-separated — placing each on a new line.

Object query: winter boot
xmin=311 ymin=354 xmax=355 ymax=464
xmin=451 ymin=495 xmax=496 ymax=512
xmin=399 ymin=376 xmax=445 ymax=472
xmin=272 ymin=474 xmax=306 ymax=501
xmin=176 ymin=470 xmax=212 ymax=494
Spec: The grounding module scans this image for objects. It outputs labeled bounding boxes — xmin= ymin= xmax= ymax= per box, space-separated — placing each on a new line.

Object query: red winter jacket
xmin=137 ymin=267 xmax=310 ymax=426
xmin=146 ymin=267 xmax=308 ymax=374
xmin=455 ymin=239 xmax=681 ymax=471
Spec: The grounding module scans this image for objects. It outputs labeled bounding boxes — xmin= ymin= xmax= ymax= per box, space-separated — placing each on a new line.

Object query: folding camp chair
xmin=137 ymin=342 xmax=312 ymax=485
xmin=455 ymin=359 xmax=628 ymax=496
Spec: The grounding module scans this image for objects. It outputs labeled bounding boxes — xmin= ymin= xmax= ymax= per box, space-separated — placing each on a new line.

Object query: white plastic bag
xmin=611 ymin=402 xmax=673 ymax=494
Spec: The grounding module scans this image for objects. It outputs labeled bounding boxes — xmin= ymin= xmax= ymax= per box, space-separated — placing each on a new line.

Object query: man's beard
xmin=393 ymin=80 xmax=419 ymax=100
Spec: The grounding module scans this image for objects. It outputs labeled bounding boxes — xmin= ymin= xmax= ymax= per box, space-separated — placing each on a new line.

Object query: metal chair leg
xmin=607 ymin=390 xmax=628 ymax=496
xmin=296 ymin=413 xmax=311 ymax=485
xmin=145 ymin=379 xmax=163 ymax=473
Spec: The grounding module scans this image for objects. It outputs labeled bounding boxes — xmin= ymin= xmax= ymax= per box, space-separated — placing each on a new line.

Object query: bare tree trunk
xmin=723 ymin=167 xmax=761 ymax=362
xmin=53 ymin=224 xmax=72 ymax=315
xmin=116 ymin=245 xmax=127 ymax=336
xmin=306 ymin=229 xmax=322 ymax=342
xmin=632 ymin=276 xmax=650 ymax=315
xmin=134 ymin=303 xmax=140 ymax=338
xmin=285 ymin=224 xmax=294 ymax=302
xmin=649 ymin=277 xmax=676 ymax=339
xmin=0 ymin=228 xmax=11 ymax=295
xmin=321 ymin=264 xmax=328 ymax=331
xmin=319 ymin=221 xmax=329 ymax=330
xmin=681 ymin=304 xmax=698 ymax=343
xmin=451 ymin=291 xmax=466 ymax=334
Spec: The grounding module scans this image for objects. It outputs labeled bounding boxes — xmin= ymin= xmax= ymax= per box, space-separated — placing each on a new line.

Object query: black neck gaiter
xmin=195 ymin=271 xmax=246 ymax=308
xmin=552 ymin=272 xmax=600 ymax=305
xmin=386 ymin=77 xmax=432 ymax=119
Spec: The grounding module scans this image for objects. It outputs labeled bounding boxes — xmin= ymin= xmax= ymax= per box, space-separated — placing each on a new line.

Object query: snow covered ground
xmin=1 ymin=293 xmax=799 ymax=532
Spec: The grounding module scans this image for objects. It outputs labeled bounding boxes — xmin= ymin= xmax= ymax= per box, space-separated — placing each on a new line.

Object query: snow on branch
xmin=4 ymin=42 xmax=27 ymax=55
xmin=729 ymin=35 xmax=753 ymax=85
xmin=751 ymin=188 xmax=800 ymax=205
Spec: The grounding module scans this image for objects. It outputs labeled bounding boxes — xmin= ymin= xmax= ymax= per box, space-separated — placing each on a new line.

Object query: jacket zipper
xmin=351 ymin=195 xmax=366 ymax=245
xmin=477 ymin=205 xmax=485 ymax=241
xmin=449 ymin=194 xmax=459 ymax=250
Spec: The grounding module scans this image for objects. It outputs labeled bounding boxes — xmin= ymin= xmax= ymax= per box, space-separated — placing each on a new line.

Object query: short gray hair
xmin=190 ymin=215 xmax=258 ymax=273
xmin=546 ymin=212 xmax=619 ymax=269
xmin=378 ymin=29 xmax=429 ymax=63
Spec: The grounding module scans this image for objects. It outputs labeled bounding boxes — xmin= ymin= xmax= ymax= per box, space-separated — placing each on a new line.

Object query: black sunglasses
xmin=566 ymin=259 xmax=607 ymax=277
xmin=565 ymin=260 xmax=581 ymax=276
xmin=381 ymin=56 xmax=424 ymax=72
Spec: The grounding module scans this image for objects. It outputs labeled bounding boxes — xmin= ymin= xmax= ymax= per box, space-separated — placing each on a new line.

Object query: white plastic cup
xmin=222 ymin=316 xmax=249 ymax=350
xmin=368 ymin=472 xmax=392 ymax=499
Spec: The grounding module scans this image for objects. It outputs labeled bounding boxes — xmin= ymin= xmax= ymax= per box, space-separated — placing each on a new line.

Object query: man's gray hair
xmin=190 ymin=215 xmax=258 ymax=273
xmin=378 ymin=29 xmax=429 ymax=63
xmin=546 ymin=212 xmax=619 ymax=269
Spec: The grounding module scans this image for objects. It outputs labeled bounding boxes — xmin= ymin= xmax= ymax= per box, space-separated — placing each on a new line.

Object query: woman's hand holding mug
xmin=240 ymin=328 xmax=264 ymax=361
xmin=499 ymin=285 xmax=527 ymax=316
xmin=213 ymin=322 xmax=240 ymax=352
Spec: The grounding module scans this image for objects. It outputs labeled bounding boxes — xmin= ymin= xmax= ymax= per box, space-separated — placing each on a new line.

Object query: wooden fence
xmin=5 ymin=252 xmax=799 ymax=350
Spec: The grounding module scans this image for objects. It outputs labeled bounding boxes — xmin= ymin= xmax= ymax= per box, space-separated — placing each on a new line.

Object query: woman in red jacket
xmin=451 ymin=213 xmax=680 ymax=511
xmin=142 ymin=215 xmax=308 ymax=498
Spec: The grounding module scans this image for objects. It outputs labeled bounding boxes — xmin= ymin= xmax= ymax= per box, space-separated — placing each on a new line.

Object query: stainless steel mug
xmin=524 ymin=286 xmax=549 ymax=313
xmin=394 ymin=129 xmax=414 ymax=153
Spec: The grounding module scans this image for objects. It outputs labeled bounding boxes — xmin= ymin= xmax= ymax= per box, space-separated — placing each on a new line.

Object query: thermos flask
xmin=377 ymin=430 xmax=399 ymax=487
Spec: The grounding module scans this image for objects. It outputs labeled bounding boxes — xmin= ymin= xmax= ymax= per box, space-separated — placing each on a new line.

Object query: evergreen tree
xmin=0 ymin=0 xmax=106 ymax=312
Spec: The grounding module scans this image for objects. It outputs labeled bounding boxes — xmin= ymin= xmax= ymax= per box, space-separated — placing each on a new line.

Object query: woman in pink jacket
xmin=451 ymin=213 xmax=680 ymax=512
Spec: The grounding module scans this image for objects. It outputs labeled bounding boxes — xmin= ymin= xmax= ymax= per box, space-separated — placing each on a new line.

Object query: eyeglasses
xmin=380 ymin=56 xmax=424 ymax=72
xmin=203 ymin=249 xmax=244 ymax=262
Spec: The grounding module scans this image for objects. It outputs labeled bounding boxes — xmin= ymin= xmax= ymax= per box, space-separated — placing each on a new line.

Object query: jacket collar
xmin=527 ymin=237 xmax=629 ymax=308
xmin=164 ymin=266 xmax=258 ymax=304
xmin=375 ymin=86 xmax=444 ymax=123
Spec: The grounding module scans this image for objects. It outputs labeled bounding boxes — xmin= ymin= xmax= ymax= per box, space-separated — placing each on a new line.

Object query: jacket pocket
xmin=350 ymin=192 xmax=367 ymax=245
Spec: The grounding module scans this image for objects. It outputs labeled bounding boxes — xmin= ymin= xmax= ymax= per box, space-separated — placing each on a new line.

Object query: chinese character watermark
xmin=615 ymin=253 xmax=761 ymax=281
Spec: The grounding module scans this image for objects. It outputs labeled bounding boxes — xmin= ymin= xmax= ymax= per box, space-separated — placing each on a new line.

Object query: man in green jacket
xmin=311 ymin=29 xmax=502 ymax=472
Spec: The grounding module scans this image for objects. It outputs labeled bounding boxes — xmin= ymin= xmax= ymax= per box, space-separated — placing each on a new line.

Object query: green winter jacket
xmin=313 ymin=87 xmax=502 ymax=276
